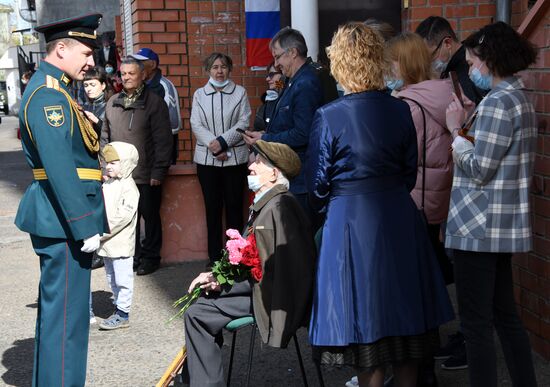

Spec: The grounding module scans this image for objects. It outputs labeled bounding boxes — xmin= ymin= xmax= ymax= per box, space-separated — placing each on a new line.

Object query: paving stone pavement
xmin=1 ymin=115 xmax=549 ymax=386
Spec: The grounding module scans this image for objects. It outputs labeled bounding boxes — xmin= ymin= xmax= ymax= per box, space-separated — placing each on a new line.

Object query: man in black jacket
xmin=416 ymin=16 xmax=486 ymax=106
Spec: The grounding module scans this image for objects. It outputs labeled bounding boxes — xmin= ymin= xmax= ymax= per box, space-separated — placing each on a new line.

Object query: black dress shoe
xmin=91 ymin=255 xmax=104 ymax=270
xmin=136 ymin=260 xmax=160 ymax=276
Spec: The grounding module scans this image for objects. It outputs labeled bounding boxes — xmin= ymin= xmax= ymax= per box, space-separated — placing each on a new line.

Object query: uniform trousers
xmin=196 ymin=163 xmax=248 ymax=263
xmin=135 ymin=184 xmax=163 ymax=264
xmin=103 ymin=256 xmax=134 ymax=313
xmin=30 ymin=235 xmax=92 ymax=387
xmin=453 ymin=250 xmax=537 ymax=387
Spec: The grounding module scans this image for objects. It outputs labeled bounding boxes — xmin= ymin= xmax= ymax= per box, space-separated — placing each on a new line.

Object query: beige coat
xmin=98 ymin=142 xmax=140 ymax=258
xmin=250 ymin=185 xmax=316 ymax=348
xmin=190 ymin=80 xmax=251 ymax=167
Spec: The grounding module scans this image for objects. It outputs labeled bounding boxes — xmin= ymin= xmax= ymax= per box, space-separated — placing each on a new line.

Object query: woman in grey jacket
xmin=445 ymin=22 xmax=538 ymax=387
xmin=191 ymin=53 xmax=251 ymax=265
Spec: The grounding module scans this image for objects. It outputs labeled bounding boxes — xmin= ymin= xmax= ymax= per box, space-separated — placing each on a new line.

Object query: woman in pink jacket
xmin=386 ymin=32 xmax=456 ymax=386
xmin=387 ymin=32 xmax=455 ymax=282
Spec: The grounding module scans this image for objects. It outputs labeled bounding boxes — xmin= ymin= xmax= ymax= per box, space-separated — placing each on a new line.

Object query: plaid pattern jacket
xmin=445 ymin=77 xmax=537 ymax=252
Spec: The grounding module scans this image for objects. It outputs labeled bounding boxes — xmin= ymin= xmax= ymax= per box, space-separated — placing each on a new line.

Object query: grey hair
xmin=121 ymin=56 xmax=144 ymax=71
xmin=262 ymin=157 xmax=290 ymax=189
xmin=269 ymin=27 xmax=308 ymax=58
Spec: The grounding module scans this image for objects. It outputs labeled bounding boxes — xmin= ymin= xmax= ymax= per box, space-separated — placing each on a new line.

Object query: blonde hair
xmin=387 ymin=33 xmax=432 ymax=86
xmin=327 ymin=22 xmax=386 ymax=93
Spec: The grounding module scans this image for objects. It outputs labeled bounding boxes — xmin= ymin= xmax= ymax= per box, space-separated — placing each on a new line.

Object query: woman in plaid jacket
xmin=445 ymin=22 xmax=538 ymax=387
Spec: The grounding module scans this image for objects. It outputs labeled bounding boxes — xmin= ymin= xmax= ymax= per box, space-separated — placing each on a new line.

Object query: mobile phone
xmin=236 ymin=128 xmax=246 ymax=134
xmin=449 ymin=71 xmax=464 ymax=107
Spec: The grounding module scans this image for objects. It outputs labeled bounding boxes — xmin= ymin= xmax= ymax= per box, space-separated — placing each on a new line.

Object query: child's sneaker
xmin=345 ymin=376 xmax=358 ymax=387
xmin=99 ymin=314 xmax=129 ymax=330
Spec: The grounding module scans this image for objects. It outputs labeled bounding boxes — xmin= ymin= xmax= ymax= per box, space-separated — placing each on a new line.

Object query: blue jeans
xmin=453 ymin=250 xmax=537 ymax=387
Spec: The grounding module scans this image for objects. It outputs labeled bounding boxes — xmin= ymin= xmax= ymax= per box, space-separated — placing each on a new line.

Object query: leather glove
xmin=81 ymin=234 xmax=100 ymax=253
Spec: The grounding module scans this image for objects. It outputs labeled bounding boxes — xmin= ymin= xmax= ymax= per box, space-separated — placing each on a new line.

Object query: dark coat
xmin=250 ymin=185 xmax=316 ymax=348
xmin=94 ymin=43 xmax=117 ymax=68
xmin=262 ymin=63 xmax=323 ymax=194
xmin=101 ymin=86 xmax=172 ymax=184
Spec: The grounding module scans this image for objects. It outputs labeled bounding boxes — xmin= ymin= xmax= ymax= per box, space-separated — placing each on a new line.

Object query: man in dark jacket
xmin=101 ymin=57 xmax=172 ymax=275
xmin=243 ymin=27 xmax=323 ymax=225
xmin=416 ymin=16 xmax=486 ymax=106
xmin=182 ymin=141 xmax=316 ymax=387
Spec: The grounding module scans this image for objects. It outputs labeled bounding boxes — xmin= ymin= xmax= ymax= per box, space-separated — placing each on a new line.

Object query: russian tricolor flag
xmin=245 ymin=0 xmax=280 ymax=67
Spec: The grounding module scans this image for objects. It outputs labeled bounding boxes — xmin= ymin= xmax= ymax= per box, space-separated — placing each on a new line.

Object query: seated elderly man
xmin=183 ymin=141 xmax=316 ymax=387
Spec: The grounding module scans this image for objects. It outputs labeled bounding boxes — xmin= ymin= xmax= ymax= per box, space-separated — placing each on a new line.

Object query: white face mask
xmin=209 ymin=77 xmax=229 ymax=88
xmin=265 ymin=90 xmax=279 ymax=101
xmin=247 ymin=175 xmax=263 ymax=192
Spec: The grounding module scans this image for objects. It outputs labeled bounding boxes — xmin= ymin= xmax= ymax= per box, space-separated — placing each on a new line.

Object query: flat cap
xmin=35 ymin=13 xmax=102 ymax=49
xmin=253 ymin=140 xmax=301 ymax=179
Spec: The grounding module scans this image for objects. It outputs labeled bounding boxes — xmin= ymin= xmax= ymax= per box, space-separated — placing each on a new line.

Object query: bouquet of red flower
xmin=170 ymin=229 xmax=262 ymax=321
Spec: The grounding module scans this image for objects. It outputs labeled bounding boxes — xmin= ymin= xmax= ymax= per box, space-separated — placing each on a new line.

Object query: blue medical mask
xmin=385 ymin=77 xmax=404 ymax=91
xmin=469 ymin=64 xmax=492 ymax=91
xmin=105 ymin=66 xmax=114 ymax=74
xmin=432 ymin=59 xmax=448 ymax=75
xmin=265 ymin=90 xmax=279 ymax=101
xmin=247 ymin=175 xmax=263 ymax=192
xmin=209 ymin=77 xmax=229 ymax=89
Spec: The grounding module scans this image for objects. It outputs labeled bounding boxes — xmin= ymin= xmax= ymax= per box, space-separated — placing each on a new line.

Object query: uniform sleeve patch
xmin=44 ymin=105 xmax=65 ymax=127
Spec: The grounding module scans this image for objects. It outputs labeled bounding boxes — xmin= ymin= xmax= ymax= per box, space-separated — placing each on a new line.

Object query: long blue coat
xmin=306 ymin=91 xmax=454 ymax=346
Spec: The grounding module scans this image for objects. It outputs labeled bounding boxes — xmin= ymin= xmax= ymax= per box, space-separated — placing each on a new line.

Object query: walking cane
xmin=156 ymin=347 xmax=187 ymax=387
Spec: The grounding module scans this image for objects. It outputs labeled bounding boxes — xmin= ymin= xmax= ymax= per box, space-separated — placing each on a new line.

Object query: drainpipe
xmin=290 ymin=0 xmax=319 ymax=61
xmin=496 ymin=0 xmax=512 ymax=24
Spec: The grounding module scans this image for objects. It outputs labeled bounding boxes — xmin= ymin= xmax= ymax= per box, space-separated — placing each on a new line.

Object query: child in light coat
xmin=97 ymin=141 xmax=140 ymax=330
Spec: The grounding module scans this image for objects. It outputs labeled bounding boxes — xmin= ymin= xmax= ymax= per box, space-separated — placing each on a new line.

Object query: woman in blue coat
xmin=306 ymin=22 xmax=454 ymax=386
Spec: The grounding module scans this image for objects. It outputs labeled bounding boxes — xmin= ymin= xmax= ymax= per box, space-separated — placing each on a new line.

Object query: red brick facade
xmin=123 ymin=0 xmax=549 ymax=359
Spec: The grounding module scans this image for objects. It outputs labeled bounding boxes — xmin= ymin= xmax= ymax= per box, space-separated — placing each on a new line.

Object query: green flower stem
xmin=168 ymin=286 xmax=202 ymax=323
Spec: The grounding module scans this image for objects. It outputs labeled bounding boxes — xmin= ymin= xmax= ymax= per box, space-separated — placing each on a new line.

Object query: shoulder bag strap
xmin=400 ymin=96 xmax=427 ymax=211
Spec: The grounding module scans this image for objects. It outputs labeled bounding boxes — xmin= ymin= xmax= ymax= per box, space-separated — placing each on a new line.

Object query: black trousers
xmin=453 ymin=249 xmax=537 ymax=387
xmin=197 ymin=164 xmax=248 ymax=263
xmin=135 ymin=184 xmax=163 ymax=263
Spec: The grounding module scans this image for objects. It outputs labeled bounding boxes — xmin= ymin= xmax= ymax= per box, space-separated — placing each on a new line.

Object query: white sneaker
xmin=90 ymin=316 xmax=97 ymax=324
xmin=345 ymin=376 xmax=358 ymax=387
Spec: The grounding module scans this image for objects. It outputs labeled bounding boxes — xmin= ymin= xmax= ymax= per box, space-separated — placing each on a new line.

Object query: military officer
xmin=15 ymin=13 xmax=108 ymax=387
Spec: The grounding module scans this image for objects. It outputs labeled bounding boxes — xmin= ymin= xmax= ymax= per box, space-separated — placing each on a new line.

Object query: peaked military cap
xmin=34 ymin=13 xmax=102 ymax=49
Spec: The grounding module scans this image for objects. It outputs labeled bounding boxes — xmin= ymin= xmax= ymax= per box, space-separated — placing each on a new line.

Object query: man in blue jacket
xmin=15 ymin=13 xmax=108 ymax=387
xmin=244 ymin=27 xmax=323 ymax=222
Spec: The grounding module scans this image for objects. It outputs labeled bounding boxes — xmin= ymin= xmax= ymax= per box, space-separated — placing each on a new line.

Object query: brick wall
xmin=124 ymin=0 xmax=550 ymax=359
xmin=122 ymin=0 xmax=265 ymax=164
xmin=518 ymin=0 xmax=550 ymax=360
xmin=404 ymin=0 xmax=550 ymax=360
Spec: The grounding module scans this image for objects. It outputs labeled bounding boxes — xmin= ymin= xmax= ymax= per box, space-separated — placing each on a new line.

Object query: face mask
xmin=385 ymin=77 xmax=404 ymax=91
xmin=432 ymin=59 xmax=448 ymax=75
xmin=105 ymin=66 xmax=114 ymax=74
xmin=469 ymin=64 xmax=492 ymax=91
xmin=265 ymin=90 xmax=279 ymax=101
xmin=209 ymin=77 xmax=229 ymax=88
xmin=247 ymin=175 xmax=264 ymax=192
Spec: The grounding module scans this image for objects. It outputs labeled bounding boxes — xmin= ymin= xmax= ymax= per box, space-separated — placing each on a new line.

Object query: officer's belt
xmin=32 ymin=168 xmax=102 ymax=181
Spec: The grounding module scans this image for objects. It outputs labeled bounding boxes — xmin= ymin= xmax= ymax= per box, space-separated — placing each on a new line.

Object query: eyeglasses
xmin=267 ymin=71 xmax=281 ymax=79
xmin=431 ymin=35 xmax=451 ymax=57
xmin=272 ymin=50 xmax=288 ymax=62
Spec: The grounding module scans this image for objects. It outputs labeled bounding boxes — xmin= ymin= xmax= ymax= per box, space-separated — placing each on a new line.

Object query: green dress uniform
xmin=14 ymin=14 xmax=108 ymax=387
